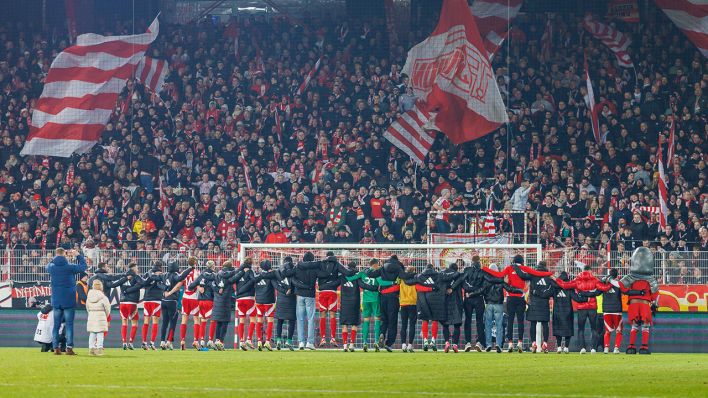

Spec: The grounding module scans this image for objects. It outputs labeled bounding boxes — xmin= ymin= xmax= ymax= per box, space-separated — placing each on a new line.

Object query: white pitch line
xmin=0 ymin=383 xmax=660 ymax=398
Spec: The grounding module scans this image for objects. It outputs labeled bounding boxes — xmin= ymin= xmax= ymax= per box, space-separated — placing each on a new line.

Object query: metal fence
xmin=1 ymin=247 xmax=707 ymax=285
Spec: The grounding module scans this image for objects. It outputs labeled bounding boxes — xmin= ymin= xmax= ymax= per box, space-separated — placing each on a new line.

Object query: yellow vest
xmin=399 ymin=280 xmax=417 ymax=306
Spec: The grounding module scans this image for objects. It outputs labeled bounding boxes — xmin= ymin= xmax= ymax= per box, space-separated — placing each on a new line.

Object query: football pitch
xmin=0 ymin=349 xmax=705 ymax=397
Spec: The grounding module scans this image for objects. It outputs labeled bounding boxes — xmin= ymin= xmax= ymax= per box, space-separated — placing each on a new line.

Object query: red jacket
xmin=484 ymin=265 xmax=552 ymax=297
xmin=265 ymin=232 xmax=288 ymax=244
xmin=556 ymin=271 xmax=608 ymax=310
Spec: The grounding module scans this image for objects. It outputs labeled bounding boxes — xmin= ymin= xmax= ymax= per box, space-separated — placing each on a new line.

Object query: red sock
xmin=641 ymin=329 xmax=650 ymax=347
xmin=266 ymin=321 xmax=273 ymax=341
xmin=200 ymin=322 xmax=207 ymax=341
xmin=121 ymin=324 xmax=128 ymax=343
xmin=180 ymin=324 xmax=187 ymax=342
xmin=320 ymin=317 xmax=327 ymax=339
xmin=142 ymin=323 xmax=149 ymax=343
xmin=104 ymin=331 xmax=108 ymax=339
xmin=151 ymin=323 xmax=158 ymax=343
xmin=615 ymin=326 xmax=623 ymax=348
xmin=209 ymin=322 xmax=216 ymax=341
xmin=432 ymin=321 xmax=439 ymax=339
xmin=256 ymin=322 xmax=263 ymax=341
xmin=130 ymin=324 xmax=137 ymax=343
xmin=237 ymin=320 xmax=245 ymax=341
xmin=629 ymin=327 xmax=638 ymax=346
xmin=193 ymin=324 xmax=200 ymax=342
xmin=330 ymin=317 xmax=337 ymax=340
xmin=168 ymin=330 xmax=174 ymax=342
xmin=342 ymin=330 xmax=348 ymax=344
xmin=422 ymin=321 xmax=429 ymax=339
xmin=604 ymin=331 xmax=610 ymax=348
xmin=247 ymin=321 xmax=255 ymax=340
xmin=350 ymin=329 xmax=357 ymax=344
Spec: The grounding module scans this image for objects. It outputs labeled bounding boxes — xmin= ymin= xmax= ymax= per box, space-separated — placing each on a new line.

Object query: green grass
xmin=0 ymin=348 xmax=705 ymax=397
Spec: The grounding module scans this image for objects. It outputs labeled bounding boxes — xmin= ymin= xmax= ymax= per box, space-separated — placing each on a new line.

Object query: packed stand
xmin=0 ymin=12 xmax=706 ymax=284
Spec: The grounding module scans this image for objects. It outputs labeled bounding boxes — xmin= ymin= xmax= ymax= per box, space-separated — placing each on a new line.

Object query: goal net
xmin=238 ymin=243 xmax=542 ymax=349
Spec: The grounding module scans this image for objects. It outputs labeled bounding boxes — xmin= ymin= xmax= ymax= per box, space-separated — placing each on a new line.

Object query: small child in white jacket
xmin=86 ymin=279 xmax=111 ymax=356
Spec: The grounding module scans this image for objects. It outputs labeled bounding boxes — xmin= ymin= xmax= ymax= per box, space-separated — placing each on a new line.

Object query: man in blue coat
xmin=47 ymin=248 xmax=87 ymax=355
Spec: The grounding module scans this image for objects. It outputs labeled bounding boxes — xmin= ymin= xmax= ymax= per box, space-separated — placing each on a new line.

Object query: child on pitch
xmin=399 ymin=266 xmax=418 ymax=352
xmin=360 ymin=259 xmax=381 ymax=352
xmin=86 ymin=279 xmax=111 ymax=356
xmin=338 ymin=261 xmax=378 ymax=351
xmin=34 ymin=301 xmax=56 ymax=352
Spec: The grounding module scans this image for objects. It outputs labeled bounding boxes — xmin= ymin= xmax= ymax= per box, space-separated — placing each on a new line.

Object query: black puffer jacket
xmin=365 ymin=256 xmax=411 ymax=283
xmin=316 ymin=256 xmax=356 ymax=291
xmin=513 ymin=264 xmax=553 ymax=322
xmin=274 ymin=260 xmax=297 ymax=320
xmin=212 ymin=268 xmax=243 ymax=322
xmin=535 ymin=273 xmax=588 ymax=337
xmin=405 ymin=265 xmax=458 ymax=322
xmin=443 ymin=265 xmax=466 ymax=325
xmin=292 ymin=260 xmax=322 ymax=298
xmin=188 ymin=268 xmax=216 ymax=301
xmin=462 ymin=262 xmax=505 ymax=300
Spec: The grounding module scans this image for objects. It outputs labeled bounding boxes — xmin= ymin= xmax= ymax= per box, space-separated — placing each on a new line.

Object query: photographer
xmin=47 ymin=247 xmax=87 ymax=355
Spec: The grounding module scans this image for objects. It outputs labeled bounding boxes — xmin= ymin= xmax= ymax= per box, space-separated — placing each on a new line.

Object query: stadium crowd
xmin=0 ymin=11 xmax=707 ymax=279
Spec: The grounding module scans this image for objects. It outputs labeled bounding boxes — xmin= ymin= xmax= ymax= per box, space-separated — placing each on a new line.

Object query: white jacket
xmin=86 ymin=289 xmax=111 ymax=333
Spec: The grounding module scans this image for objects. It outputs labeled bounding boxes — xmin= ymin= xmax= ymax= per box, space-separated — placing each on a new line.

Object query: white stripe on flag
xmin=31 ymin=108 xmax=113 ymax=129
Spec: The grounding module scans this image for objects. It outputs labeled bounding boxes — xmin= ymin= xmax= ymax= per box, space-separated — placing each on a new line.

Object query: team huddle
xmin=85 ymin=247 xmax=658 ymax=355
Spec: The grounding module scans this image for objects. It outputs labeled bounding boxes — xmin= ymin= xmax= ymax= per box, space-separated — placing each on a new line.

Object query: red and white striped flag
xmin=240 ymin=156 xmax=252 ymax=190
xmin=383 ymin=102 xmax=437 ymax=164
xmin=297 ymin=57 xmax=321 ymax=96
xmin=657 ymin=142 xmax=669 ymax=229
xmin=583 ymin=16 xmax=634 ymax=68
xmin=136 ymin=56 xmax=168 ymax=93
xmin=584 ymin=55 xmax=602 ymax=144
xmin=470 ymin=0 xmax=523 ymax=59
xmin=483 ymin=211 xmax=496 ymax=236
xmin=655 ymin=0 xmax=708 ymax=58
xmin=21 ymin=17 xmax=160 ymax=157
xmin=540 ymin=14 xmax=553 ymax=61
xmin=667 ymin=117 xmax=676 ymax=164
xmin=402 ymin=0 xmax=508 ymax=145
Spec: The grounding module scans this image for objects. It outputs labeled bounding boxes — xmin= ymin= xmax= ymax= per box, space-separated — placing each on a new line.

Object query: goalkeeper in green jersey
xmin=360 ymin=259 xmax=381 ymax=352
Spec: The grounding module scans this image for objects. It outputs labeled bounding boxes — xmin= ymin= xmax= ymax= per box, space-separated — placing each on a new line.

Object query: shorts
xmin=198 ymin=301 xmax=213 ymax=319
xmin=256 ymin=303 xmax=275 ymax=317
xmin=603 ymin=313 xmax=623 ymax=332
xmin=143 ymin=301 xmax=161 ymax=317
xmin=181 ymin=298 xmax=200 ymax=316
xmin=317 ymin=291 xmax=338 ymax=311
xmin=628 ymin=303 xmax=652 ymax=325
xmin=236 ymin=298 xmax=256 ymax=317
xmin=120 ymin=303 xmax=139 ymax=320
xmin=362 ymin=301 xmax=380 ymax=318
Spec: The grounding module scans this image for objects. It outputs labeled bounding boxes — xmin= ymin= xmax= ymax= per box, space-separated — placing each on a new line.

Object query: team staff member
xmin=160 ymin=261 xmax=195 ymax=350
xmin=399 ymin=266 xmax=417 ymax=352
xmin=461 ymin=256 xmax=493 ymax=352
xmin=273 ymin=257 xmax=297 ymax=350
xmin=512 ymin=261 xmax=555 ymax=353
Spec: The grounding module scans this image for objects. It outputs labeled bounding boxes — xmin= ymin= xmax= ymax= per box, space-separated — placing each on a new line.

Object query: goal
xmin=237 ymin=243 xmax=543 ymax=349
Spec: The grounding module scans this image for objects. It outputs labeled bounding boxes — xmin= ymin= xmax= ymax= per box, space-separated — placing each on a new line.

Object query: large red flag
xmin=655 ymin=0 xmax=708 ymax=58
xmin=402 ymin=0 xmax=508 ymax=145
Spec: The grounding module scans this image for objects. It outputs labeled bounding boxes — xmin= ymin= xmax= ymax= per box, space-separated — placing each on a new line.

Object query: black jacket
xmin=212 ymin=268 xmax=243 ymax=322
xmin=274 ymin=267 xmax=297 ymax=320
xmin=254 ymin=270 xmax=278 ymax=304
xmin=235 ymin=267 xmax=256 ymax=299
xmin=141 ymin=270 xmax=165 ymax=301
xmin=365 ymin=257 xmax=412 ymax=283
xmin=188 ymin=269 xmax=216 ymax=301
xmin=88 ymin=269 xmax=124 ymax=298
xmin=513 ymin=264 xmax=554 ymax=322
xmin=161 ymin=267 xmax=193 ymax=302
xmin=536 ymin=281 xmax=588 ymax=337
xmin=118 ymin=273 xmax=143 ymax=303
xmin=405 ymin=266 xmax=458 ymax=321
xmin=291 ymin=260 xmax=322 ymax=297
xmin=316 ymin=256 xmax=356 ymax=291
xmin=462 ymin=263 xmax=504 ymax=300
xmin=444 ymin=268 xmax=466 ymax=325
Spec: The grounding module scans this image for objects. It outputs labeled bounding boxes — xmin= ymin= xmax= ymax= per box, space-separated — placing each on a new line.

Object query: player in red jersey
xmin=188 ymin=260 xmax=217 ymax=349
xmin=179 ymin=256 xmax=201 ymax=350
xmin=116 ymin=263 xmax=142 ymax=350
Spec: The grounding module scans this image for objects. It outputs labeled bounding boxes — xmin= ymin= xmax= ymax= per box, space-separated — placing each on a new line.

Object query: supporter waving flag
xmin=402 ymin=0 xmax=508 ymax=145
xmin=20 ymin=17 xmax=160 ymax=157
xmin=584 ymin=55 xmax=602 ymax=144
xmin=655 ymin=0 xmax=708 ymax=57
xmin=383 ymin=102 xmax=437 ymax=164
xmin=135 ymin=56 xmax=168 ymax=94
xmin=297 ymin=57 xmax=322 ymax=96
xmin=583 ymin=16 xmax=634 ymax=68
xmin=470 ymin=0 xmax=523 ymax=60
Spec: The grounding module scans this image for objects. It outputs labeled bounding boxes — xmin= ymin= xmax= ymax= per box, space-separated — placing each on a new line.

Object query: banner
xmin=658 ymin=285 xmax=708 ymax=312
xmin=0 ymin=281 xmax=52 ymax=309
xmin=607 ymin=0 xmax=639 ymax=23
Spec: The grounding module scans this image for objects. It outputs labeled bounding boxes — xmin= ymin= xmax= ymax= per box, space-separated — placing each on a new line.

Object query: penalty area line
xmin=0 ymin=383 xmax=657 ymax=398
